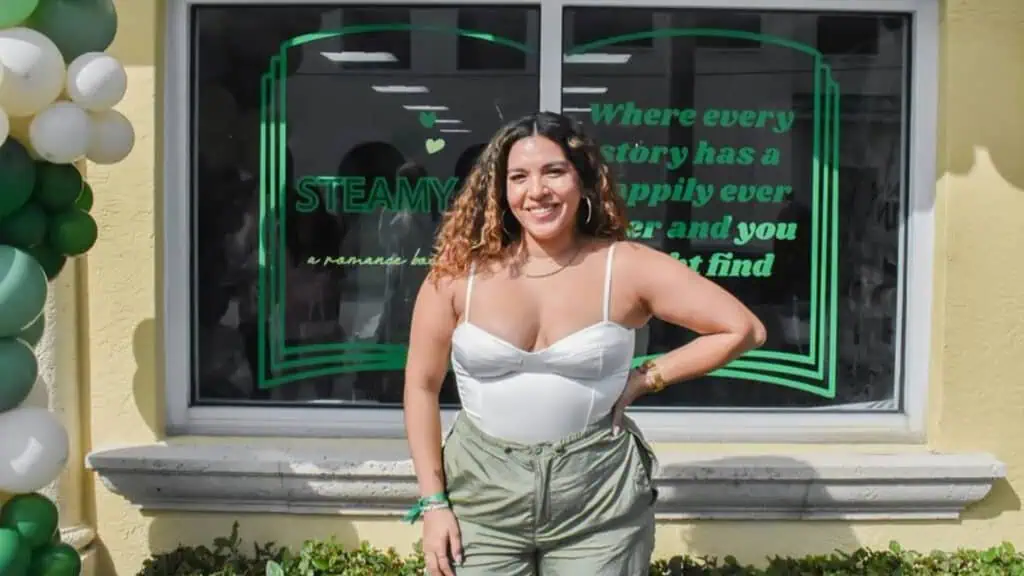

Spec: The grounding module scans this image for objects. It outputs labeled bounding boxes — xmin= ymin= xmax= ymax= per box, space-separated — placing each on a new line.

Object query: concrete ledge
xmin=86 ymin=445 xmax=1006 ymax=520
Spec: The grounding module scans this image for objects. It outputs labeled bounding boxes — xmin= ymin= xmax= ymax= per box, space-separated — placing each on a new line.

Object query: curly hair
xmin=428 ymin=112 xmax=629 ymax=283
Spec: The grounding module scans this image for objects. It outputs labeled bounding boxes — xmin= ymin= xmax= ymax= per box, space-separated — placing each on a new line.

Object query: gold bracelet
xmin=639 ymin=360 xmax=667 ymax=393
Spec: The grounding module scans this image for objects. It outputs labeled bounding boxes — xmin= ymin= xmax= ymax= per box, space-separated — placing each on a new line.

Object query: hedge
xmin=137 ymin=522 xmax=1024 ymax=575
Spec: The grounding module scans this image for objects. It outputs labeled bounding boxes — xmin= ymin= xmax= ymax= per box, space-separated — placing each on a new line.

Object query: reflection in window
xmin=457 ymin=9 xmax=529 ymax=70
xmin=694 ymin=12 xmax=761 ymax=49
xmin=563 ymin=8 xmax=910 ymax=410
xmin=571 ymin=10 xmax=653 ymax=49
xmin=190 ymin=5 xmax=540 ymax=406
xmin=816 ymin=15 xmax=880 ymax=55
xmin=341 ymin=8 xmax=412 ymax=69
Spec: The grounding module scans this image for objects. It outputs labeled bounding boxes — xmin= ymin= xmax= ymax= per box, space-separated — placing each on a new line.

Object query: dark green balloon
xmin=33 ymin=164 xmax=83 ymax=213
xmin=0 ymin=140 xmax=36 ymax=219
xmin=73 ymin=183 xmax=92 ymax=213
xmin=0 ymin=527 xmax=30 ymax=576
xmin=0 ymin=494 xmax=58 ymax=551
xmin=26 ymin=0 xmax=117 ymax=63
xmin=19 ymin=314 xmax=45 ymax=348
xmin=0 ymin=202 xmax=47 ymax=249
xmin=0 ymin=338 xmax=38 ymax=413
xmin=47 ymin=209 xmax=97 ymax=257
xmin=28 ymin=543 xmax=80 ymax=576
xmin=24 ymin=245 xmax=66 ymax=281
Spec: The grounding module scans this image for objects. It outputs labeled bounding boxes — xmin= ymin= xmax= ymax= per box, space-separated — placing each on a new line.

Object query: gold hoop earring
xmin=584 ymin=196 xmax=593 ymax=225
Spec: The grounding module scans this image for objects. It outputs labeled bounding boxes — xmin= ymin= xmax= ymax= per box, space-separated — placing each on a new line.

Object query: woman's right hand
xmin=422 ymin=507 xmax=463 ymax=576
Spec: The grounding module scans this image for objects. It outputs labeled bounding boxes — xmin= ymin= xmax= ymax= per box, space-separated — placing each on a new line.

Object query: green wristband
xmin=402 ymin=491 xmax=450 ymax=524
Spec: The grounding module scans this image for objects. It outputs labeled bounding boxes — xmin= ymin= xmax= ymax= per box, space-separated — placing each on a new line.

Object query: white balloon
xmin=30 ymin=101 xmax=91 ymax=164
xmin=0 ymin=107 xmax=9 ymax=147
xmin=0 ymin=406 xmax=69 ymax=494
xmin=87 ymin=109 xmax=134 ymax=164
xmin=0 ymin=28 xmax=65 ymax=118
xmin=66 ymin=52 xmax=128 ymax=112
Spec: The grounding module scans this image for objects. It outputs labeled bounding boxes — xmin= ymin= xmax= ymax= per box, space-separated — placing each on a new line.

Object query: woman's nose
xmin=525 ymin=175 xmax=549 ymax=197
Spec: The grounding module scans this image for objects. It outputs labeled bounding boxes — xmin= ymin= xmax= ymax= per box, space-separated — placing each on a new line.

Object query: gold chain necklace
xmin=522 ymin=244 xmax=583 ymax=279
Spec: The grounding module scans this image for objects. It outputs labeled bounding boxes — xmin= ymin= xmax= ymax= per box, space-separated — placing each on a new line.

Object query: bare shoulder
xmin=612 ymin=240 xmax=707 ymax=296
xmin=416 ymin=271 xmax=460 ymax=312
xmin=614 ymin=240 xmax=691 ymax=272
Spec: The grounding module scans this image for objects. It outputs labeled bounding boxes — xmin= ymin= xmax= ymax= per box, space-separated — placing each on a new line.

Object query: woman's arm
xmin=625 ymin=242 xmax=767 ymax=386
xmin=403 ymin=276 xmax=459 ymax=497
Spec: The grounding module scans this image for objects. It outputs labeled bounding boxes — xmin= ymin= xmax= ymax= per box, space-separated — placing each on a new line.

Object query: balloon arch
xmin=0 ymin=1 xmax=131 ymax=575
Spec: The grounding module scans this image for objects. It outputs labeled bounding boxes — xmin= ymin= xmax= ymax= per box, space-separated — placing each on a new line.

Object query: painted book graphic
xmin=256 ymin=26 xmax=841 ymax=399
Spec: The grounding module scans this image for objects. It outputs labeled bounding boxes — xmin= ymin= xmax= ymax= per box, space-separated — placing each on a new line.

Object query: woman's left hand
xmin=612 ymin=368 xmax=649 ymax=435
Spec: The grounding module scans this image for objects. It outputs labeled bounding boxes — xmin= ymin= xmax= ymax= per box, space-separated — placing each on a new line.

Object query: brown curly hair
xmin=428 ymin=112 xmax=629 ymax=282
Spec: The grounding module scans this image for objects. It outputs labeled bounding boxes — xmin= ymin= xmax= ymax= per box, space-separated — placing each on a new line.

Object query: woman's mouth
xmin=526 ymin=204 xmax=561 ymax=221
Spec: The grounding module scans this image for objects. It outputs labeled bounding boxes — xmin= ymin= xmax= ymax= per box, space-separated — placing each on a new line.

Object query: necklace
xmin=521 ymin=243 xmax=583 ymax=279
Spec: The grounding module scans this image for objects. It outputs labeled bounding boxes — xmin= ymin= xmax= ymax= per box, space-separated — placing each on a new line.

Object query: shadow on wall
xmin=88 ymin=512 xmax=364 ymax=576
xmin=961 ymin=478 xmax=1022 ymax=521
xmin=652 ymin=454 xmax=1016 ymax=564
xmin=654 ymin=455 xmax=858 ymax=564
xmin=938 ymin=14 xmax=1024 ymax=191
xmin=146 ymin=513 xmax=359 ymax=558
xmin=132 ymin=318 xmax=163 ymax=438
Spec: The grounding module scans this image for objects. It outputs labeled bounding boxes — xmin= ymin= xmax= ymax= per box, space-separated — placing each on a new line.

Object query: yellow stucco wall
xmin=82 ymin=0 xmax=1024 ymax=573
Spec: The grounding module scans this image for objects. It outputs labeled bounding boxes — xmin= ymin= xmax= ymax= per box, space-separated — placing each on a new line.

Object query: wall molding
xmin=87 ymin=445 xmax=1005 ymax=520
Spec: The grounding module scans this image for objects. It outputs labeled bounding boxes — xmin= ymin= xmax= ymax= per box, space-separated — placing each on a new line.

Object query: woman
xmin=403 ymin=112 xmax=766 ymax=575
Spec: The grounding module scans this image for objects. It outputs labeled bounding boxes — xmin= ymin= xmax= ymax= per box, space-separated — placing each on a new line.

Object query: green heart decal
xmin=425 ymin=138 xmax=446 ymax=154
xmin=418 ymin=111 xmax=437 ymax=128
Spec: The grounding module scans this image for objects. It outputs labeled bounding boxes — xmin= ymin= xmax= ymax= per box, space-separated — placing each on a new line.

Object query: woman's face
xmin=504 ymin=135 xmax=582 ymax=244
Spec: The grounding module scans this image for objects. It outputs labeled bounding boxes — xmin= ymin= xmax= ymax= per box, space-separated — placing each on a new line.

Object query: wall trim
xmin=87 ymin=445 xmax=1005 ymax=520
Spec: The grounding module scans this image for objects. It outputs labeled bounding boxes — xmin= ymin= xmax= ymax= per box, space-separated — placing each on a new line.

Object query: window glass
xmin=191 ymin=5 xmax=540 ymax=405
xmin=562 ymin=8 xmax=910 ymax=409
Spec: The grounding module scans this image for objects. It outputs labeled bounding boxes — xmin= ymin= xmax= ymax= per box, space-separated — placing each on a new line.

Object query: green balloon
xmin=28 ymin=543 xmax=79 ymax=576
xmin=47 ymin=210 xmax=97 ymax=257
xmin=0 ymin=338 xmax=38 ymax=413
xmin=32 ymin=164 xmax=82 ymax=213
xmin=48 ymin=528 xmax=59 ymax=545
xmin=0 ymin=203 xmax=47 ymax=250
xmin=0 ymin=140 xmax=36 ymax=220
xmin=0 ymin=246 xmax=47 ymax=338
xmin=24 ymin=245 xmax=65 ymax=281
xmin=0 ymin=0 xmax=39 ymax=28
xmin=0 ymin=528 xmax=30 ymax=576
xmin=19 ymin=314 xmax=44 ymax=348
xmin=0 ymin=494 xmax=57 ymax=551
xmin=73 ymin=184 xmax=92 ymax=213
xmin=25 ymin=0 xmax=117 ymax=63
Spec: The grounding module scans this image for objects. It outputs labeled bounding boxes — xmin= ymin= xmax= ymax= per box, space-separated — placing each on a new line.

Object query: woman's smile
xmin=524 ymin=202 xmax=564 ymax=223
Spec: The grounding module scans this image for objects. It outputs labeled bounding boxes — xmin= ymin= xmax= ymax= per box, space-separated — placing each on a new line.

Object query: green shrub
xmin=137 ymin=522 xmax=1024 ymax=576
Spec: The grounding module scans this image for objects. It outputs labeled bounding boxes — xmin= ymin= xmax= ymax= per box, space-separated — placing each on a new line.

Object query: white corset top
xmin=449 ymin=244 xmax=636 ymax=444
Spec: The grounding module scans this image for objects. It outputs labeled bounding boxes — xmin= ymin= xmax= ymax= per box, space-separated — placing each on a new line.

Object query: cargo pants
xmin=440 ymin=411 xmax=658 ymax=575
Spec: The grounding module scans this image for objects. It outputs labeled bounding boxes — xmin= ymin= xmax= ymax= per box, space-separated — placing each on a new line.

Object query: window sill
xmin=86 ymin=444 xmax=1005 ymax=520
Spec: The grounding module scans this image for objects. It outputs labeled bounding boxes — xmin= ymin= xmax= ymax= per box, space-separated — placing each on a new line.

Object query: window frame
xmin=163 ymin=0 xmax=939 ymax=443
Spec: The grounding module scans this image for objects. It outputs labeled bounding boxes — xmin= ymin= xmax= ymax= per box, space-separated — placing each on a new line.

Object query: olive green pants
xmin=441 ymin=412 xmax=658 ymax=575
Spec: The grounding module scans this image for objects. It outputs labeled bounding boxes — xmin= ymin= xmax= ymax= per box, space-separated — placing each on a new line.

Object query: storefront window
xmin=563 ymin=8 xmax=909 ymax=409
xmin=187 ymin=3 xmax=913 ymax=414
xmin=190 ymin=5 xmax=539 ymax=405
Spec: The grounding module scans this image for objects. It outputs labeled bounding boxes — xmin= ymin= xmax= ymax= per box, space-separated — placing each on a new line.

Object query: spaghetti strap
xmin=464 ymin=262 xmax=477 ymax=324
xmin=602 ymin=244 xmax=616 ymax=322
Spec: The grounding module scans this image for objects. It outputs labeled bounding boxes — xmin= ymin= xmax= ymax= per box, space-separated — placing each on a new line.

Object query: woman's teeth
xmin=528 ymin=205 xmax=558 ymax=215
